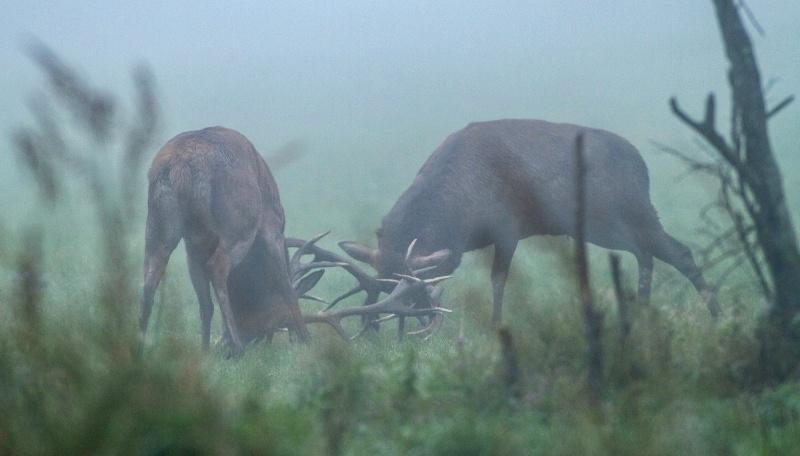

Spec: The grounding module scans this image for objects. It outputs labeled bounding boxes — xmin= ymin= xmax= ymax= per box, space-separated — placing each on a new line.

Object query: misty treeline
xmin=1 ymin=0 xmax=799 ymax=454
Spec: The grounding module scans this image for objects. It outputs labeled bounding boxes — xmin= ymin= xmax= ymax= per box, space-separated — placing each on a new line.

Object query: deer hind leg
xmin=209 ymin=232 xmax=257 ymax=356
xmin=140 ymin=227 xmax=180 ymax=354
xmin=646 ymin=229 xmax=720 ymax=316
xmin=491 ymin=237 xmax=519 ymax=325
xmin=581 ymin=219 xmax=651 ymax=305
xmin=186 ymin=243 xmax=214 ymax=351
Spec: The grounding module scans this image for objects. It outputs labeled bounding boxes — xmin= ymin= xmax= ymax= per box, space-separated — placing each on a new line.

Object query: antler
xmin=286 ymin=232 xmax=349 ymax=303
xmin=286 ymin=236 xmax=385 ymax=309
xmin=288 ymin=232 xmax=347 ymax=280
xmin=302 ymin=277 xmax=452 ymax=340
xmin=388 ymin=238 xmax=451 ymax=339
xmin=406 ymin=285 xmax=446 ymax=339
xmin=287 ymin=236 xmax=452 ymax=340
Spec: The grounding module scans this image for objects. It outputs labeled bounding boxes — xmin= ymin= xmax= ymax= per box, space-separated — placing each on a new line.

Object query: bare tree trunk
xmin=672 ymin=0 xmax=800 ymax=382
xmin=713 ymin=0 xmax=800 ymax=383
xmin=712 ymin=0 xmax=800 ymax=312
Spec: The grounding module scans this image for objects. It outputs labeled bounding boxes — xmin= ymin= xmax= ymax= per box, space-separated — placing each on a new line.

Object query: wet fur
xmin=374 ymin=119 xmax=718 ymax=320
xmin=141 ymin=126 xmax=306 ymax=352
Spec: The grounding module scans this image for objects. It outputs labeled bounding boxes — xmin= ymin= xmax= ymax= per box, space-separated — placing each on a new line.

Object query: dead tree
xmin=670 ymin=0 xmax=800 ymax=382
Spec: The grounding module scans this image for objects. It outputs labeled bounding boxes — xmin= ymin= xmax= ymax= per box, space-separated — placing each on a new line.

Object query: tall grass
xmin=1 ymin=47 xmax=799 ymax=455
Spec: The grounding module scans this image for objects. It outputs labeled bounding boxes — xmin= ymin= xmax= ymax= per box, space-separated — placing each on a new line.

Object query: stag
xmin=338 ymin=119 xmax=721 ymax=325
xmin=141 ymin=127 xmax=446 ymax=354
xmin=140 ymin=126 xmax=315 ymax=355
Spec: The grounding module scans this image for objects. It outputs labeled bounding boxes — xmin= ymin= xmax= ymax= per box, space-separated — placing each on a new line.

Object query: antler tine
xmin=288 ymin=236 xmax=383 ymax=308
xmin=375 ymin=314 xmax=399 ymax=324
xmin=406 ymin=285 xmax=447 ymax=337
xmin=393 ymin=273 xmax=423 ymax=283
xmin=293 ymin=261 xmax=349 ymax=279
xmin=404 ymin=238 xmax=418 ymax=270
xmin=411 ymin=265 xmax=439 ymax=276
xmin=289 ymin=231 xmax=330 ymax=276
xmin=377 ymin=278 xmax=401 ymax=285
xmin=348 ymin=280 xmax=446 ymax=340
xmin=406 ymin=313 xmax=441 ymax=337
xmin=299 ymin=294 xmax=328 ymax=304
xmin=423 ymin=275 xmax=452 ymax=285
xmin=290 ymin=236 xmax=452 ymax=340
xmin=301 ymin=312 xmax=349 ymax=340
xmin=302 ymin=282 xmax=413 ymax=339
xmin=394 ymin=273 xmax=452 ymax=285
xmin=288 ymin=237 xmax=376 ymax=284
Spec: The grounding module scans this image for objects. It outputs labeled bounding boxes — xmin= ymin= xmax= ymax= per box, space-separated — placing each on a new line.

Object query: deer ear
xmin=294 ymin=270 xmax=324 ymax=297
xmin=338 ymin=241 xmax=378 ymax=266
xmin=409 ymin=249 xmax=451 ymax=270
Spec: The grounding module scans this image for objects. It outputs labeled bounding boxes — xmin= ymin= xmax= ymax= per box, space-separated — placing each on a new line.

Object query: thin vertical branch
xmin=719 ymin=180 xmax=772 ymax=299
xmin=609 ymin=254 xmax=630 ymax=348
xmin=737 ymin=0 xmax=765 ymax=37
xmin=574 ymin=133 xmax=604 ymax=409
xmin=574 ymin=133 xmax=589 ymax=304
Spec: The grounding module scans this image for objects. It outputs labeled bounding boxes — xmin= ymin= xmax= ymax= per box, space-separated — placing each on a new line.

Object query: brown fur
xmin=140 ymin=126 xmax=309 ymax=355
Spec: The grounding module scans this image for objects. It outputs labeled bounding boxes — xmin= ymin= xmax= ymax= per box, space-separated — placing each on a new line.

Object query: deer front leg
xmin=186 ymin=245 xmax=214 ymax=351
xmin=262 ymin=230 xmax=311 ymax=343
xmin=209 ymin=233 xmax=256 ymax=357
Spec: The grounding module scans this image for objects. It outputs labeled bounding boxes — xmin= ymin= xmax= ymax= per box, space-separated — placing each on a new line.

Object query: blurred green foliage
xmin=2 ymin=227 xmax=799 ymax=455
xmin=1 ymin=46 xmax=799 ymax=456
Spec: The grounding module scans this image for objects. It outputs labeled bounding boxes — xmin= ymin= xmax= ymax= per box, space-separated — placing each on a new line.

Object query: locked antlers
xmin=286 ymin=235 xmax=451 ymax=340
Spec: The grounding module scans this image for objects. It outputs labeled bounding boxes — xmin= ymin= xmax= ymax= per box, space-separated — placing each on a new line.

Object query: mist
xmin=4 ymin=2 xmax=800 ymax=453
xmin=2 ymin=1 xmax=798 ymax=240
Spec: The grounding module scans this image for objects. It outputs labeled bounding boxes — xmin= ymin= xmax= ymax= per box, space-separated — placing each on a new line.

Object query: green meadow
xmin=2 ymin=1 xmax=800 ymax=454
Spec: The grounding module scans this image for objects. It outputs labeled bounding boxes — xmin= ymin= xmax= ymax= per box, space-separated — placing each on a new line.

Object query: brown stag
xmin=140 ymin=126 xmax=313 ymax=355
xmin=338 ymin=119 xmax=720 ymax=325
xmin=141 ymin=127 xmax=446 ymax=355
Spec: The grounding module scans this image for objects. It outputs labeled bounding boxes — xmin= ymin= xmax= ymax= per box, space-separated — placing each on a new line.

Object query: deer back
xmin=379 ymin=119 xmax=657 ymax=262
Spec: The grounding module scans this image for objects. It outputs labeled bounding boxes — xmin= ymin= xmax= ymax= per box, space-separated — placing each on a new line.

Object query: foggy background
xmin=2 ymin=0 xmax=798 ymax=242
